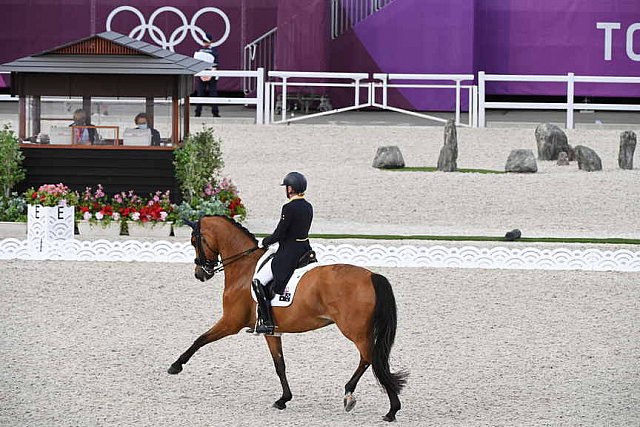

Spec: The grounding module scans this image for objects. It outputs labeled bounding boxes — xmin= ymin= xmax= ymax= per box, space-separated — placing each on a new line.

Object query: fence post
xmin=256 ymin=67 xmax=264 ymax=125
xmin=382 ymin=74 xmax=388 ymax=108
xmin=355 ymin=78 xmax=360 ymax=106
xmin=566 ymin=72 xmax=575 ymax=130
xmin=478 ymin=71 xmax=485 ymax=128
xmin=472 ymin=86 xmax=478 ymax=128
xmin=281 ymin=77 xmax=288 ymax=122
xmin=455 ymin=80 xmax=461 ymax=125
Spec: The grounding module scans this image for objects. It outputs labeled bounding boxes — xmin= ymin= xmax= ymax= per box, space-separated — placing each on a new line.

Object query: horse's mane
xmin=202 ymin=215 xmax=258 ymax=244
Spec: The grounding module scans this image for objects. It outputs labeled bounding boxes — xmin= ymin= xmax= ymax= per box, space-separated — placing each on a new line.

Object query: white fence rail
xmin=193 ymin=68 xmax=265 ymax=124
xmin=478 ymin=72 xmax=640 ymax=129
xmin=266 ymin=71 xmax=370 ymax=124
xmin=372 ymin=73 xmax=476 ymax=127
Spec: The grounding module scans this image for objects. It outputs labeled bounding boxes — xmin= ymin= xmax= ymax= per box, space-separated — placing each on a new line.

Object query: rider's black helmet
xmin=281 ymin=172 xmax=307 ymax=194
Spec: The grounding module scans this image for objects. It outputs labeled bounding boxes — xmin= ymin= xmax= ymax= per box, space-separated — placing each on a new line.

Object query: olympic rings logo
xmin=106 ymin=6 xmax=231 ymax=51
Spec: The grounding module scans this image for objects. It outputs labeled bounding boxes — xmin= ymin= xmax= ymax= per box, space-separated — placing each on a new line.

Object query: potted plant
xmin=76 ymin=184 xmax=121 ymax=237
xmin=123 ymin=190 xmax=174 ymax=238
xmin=173 ymin=127 xmax=224 ymax=205
xmin=0 ymin=193 xmax=27 ymax=237
xmin=23 ymin=183 xmax=78 ymax=241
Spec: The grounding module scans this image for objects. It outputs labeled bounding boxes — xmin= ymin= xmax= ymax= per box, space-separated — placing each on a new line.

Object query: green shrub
xmin=0 ymin=125 xmax=25 ymax=198
xmin=173 ymin=127 xmax=224 ymax=204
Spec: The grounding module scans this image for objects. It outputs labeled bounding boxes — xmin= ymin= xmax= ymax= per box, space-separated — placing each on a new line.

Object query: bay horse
xmin=168 ymin=215 xmax=407 ymax=421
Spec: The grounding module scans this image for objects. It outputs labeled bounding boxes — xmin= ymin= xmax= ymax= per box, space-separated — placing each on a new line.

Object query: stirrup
xmin=254 ymin=321 xmax=275 ymax=335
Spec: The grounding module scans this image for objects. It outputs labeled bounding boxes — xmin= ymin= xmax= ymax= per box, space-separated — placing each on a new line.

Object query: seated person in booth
xmin=69 ymin=108 xmax=96 ymax=144
xmin=134 ymin=113 xmax=161 ymax=146
xmin=193 ymin=32 xmax=220 ymax=118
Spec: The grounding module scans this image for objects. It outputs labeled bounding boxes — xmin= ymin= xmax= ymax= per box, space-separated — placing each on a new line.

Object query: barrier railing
xmin=331 ymin=0 xmax=395 ymax=39
xmin=372 ymin=73 xmax=476 ymax=127
xmin=193 ymin=68 xmax=265 ymax=124
xmin=265 ymin=71 xmax=370 ymax=124
xmin=478 ymin=72 xmax=640 ymax=129
xmin=243 ymin=28 xmax=276 ymax=95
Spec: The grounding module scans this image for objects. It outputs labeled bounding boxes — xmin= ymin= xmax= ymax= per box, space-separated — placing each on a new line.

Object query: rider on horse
xmin=252 ymin=172 xmax=313 ymax=335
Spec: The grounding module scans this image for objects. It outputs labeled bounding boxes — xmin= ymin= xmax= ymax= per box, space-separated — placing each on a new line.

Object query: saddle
xmin=296 ymin=250 xmax=317 ymax=269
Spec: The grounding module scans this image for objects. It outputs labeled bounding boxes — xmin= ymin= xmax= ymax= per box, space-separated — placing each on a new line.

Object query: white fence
xmin=265 ymin=71 xmax=369 ymax=124
xmin=478 ymin=72 xmax=640 ymax=129
xmin=372 ymin=73 xmax=476 ymax=127
xmin=193 ymin=68 xmax=265 ymax=124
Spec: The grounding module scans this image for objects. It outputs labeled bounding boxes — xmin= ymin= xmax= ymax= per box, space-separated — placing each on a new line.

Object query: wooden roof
xmin=1 ymin=31 xmax=211 ymax=75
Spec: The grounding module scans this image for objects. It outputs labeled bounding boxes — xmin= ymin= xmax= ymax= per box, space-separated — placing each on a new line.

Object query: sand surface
xmin=209 ymin=125 xmax=640 ymax=239
xmin=1 ymin=260 xmax=638 ymax=426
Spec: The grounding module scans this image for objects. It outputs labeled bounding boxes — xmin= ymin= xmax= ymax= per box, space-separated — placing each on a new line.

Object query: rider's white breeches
xmin=253 ymin=259 xmax=274 ymax=285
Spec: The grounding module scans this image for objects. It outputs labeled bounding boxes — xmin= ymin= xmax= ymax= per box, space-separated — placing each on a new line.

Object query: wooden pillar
xmin=82 ymin=96 xmax=91 ymax=118
xmin=145 ymin=97 xmax=154 ymax=128
xmin=171 ymin=96 xmax=179 ymax=145
xmin=18 ymin=96 xmax=26 ymax=139
xmin=183 ymin=96 xmax=190 ymax=138
xmin=31 ymin=96 xmax=41 ymax=136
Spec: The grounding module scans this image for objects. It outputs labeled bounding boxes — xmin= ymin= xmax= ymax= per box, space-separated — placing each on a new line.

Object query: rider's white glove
xmin=257 ymin=238 xmax=265 ymax=249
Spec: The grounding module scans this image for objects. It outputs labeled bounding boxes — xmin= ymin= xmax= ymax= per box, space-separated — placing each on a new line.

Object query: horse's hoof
xmin=382 ymin=414 xmax=396 ymax=422
xmin=272 ymin=400 xmax=287 ymax=410
xmin=343 ymin=393 xmax=357 ymax=412
xmin=167 ymin=364 xmax=183 ymax=375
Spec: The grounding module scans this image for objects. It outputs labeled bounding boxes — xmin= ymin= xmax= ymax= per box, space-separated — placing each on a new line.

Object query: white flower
xmin=131 ymin=212 xmax=140 ymax=221
xmin=112 ymin=212 xmax=120 ymax=221
xmin=160 ymin=211 xmax=168 ymax=221
xmin=95 ymin=212 xmax=104 ymax=220
xmin=83 ymin=211 xmax=91 ymax=221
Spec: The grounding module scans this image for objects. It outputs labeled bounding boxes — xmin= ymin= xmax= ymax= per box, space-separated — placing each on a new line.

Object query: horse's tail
xmin=370 ymin=273 xmax=408 ymax=395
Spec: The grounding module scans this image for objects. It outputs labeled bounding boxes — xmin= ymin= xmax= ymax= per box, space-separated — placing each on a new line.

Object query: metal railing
xmin=478 ymin=72 xmax=640 ymax=129
xmin=372 ymin=73 xmax=477 ymax=127
xmin=243 ymin=27 xmax=277 ymax=95
xmin=331 ymin=0 xmax=395 ymax=39
xmin=193 ymin=68 xmax=265 ymax=124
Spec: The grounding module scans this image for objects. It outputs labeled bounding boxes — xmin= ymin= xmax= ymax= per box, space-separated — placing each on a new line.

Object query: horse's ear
xmin=183 ymin=219 xmax=197 ymax=229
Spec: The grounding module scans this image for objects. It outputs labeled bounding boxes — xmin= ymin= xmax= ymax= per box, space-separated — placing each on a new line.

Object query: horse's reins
xmin=192 ymin=219 xmax=259 ymax=276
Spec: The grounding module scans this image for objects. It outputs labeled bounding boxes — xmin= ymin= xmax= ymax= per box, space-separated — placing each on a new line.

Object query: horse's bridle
xmin=191 ymin=219 xmax=259 ymax=277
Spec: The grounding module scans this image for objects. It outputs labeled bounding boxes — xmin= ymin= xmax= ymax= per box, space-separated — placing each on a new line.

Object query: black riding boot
xmin=252 ymin=279 xmax=275 ymax=335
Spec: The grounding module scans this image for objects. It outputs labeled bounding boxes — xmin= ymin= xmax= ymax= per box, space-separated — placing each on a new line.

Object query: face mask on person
xmin=137 ymin=123 xmax=148 ymax=130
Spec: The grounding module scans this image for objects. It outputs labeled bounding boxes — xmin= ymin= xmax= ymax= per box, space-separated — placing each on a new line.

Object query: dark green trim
xmin=255 ymin=233 xmax=640 ymax=245
xmin=384 ymin=166 xmax=505 ymax=174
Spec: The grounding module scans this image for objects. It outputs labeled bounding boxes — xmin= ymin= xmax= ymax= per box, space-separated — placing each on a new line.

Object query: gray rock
xmin=534 ymin=123 xmax=571 ymax=160
xmin=557 ymin=151 xmax=570 ymax=166
xmin=372 ymin=146 xmax=405 ymax=169
xmin=575 ymin=145 xmax=602 ymax=171
xmin=437 ymin=119 xmax=458 ymax=172
xmin=618 ymin=131 xmax=637 ymax=170
xmin=505 ymin=149 xmax=537 ymax=173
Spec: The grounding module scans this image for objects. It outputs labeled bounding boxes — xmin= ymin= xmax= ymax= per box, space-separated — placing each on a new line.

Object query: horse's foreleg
xmin=168 ymin=319 xmax=240 ymax=374
xmin=344 ymin=357 xmax=370 ymax=412
xmin=265 ymin=335 xmax=292 ymax=410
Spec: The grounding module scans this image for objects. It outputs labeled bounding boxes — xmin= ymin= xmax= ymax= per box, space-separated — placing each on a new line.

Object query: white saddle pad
xmin=251 ymin=248 xmax=321 ymax=307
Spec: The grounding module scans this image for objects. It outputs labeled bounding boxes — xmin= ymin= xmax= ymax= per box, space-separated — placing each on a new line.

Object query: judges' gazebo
xmin=1 ymin=31 xmax=211 ymax=197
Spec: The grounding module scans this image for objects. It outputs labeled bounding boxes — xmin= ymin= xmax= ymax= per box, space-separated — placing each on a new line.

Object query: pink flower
xmin=112 ymin=212 xmax=120 ymax=221
xmin=159 ymin=211 xmax=168 ymax=221
xmin=83 ymin=211 xmax=92 ymax=220
xmin=130 ymin=212 xmax=140 ymax=221
xmin=95 ymin=212 xmax=104 ymax=220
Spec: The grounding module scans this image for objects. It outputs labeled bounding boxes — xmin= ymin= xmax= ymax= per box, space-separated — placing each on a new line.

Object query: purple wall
xmin=476 ymin=0 xmax=640 ymax=97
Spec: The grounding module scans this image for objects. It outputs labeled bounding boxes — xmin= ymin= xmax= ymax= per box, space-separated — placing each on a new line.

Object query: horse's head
xmin=184 ymin=218 xmax=220 ymax=282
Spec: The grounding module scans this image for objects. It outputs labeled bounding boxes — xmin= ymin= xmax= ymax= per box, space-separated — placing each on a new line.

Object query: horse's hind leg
xmin=168 ymin=319 xmax=239 ymax=374
xmin=265 ymin=335 xmax=292 ymax=410
xmin=344 ymin=356 xmax=370 ymax=412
